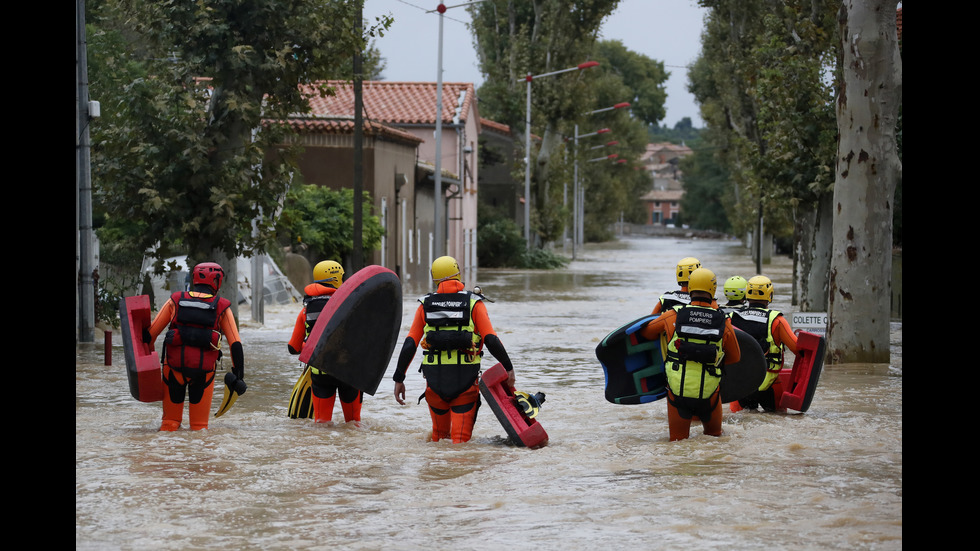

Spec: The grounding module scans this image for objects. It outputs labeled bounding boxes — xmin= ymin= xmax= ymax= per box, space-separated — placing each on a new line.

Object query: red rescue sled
xmin=478 ymin=362 xmax=548 ymax=449
xmin=777 ymin=331 xmax=826 ymax=413
xmin=119 ymin=295 xmax=165 ymax=402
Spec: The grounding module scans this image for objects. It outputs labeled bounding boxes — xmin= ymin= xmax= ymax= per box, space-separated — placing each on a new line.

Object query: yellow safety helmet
xmin=676 ymin=257 xmax=702 ymax=285
xmin=724 ymin=276 xmax=747 ymax=301
xmin=431 ymin=256 xmax=461 ymax=283
xmin=746 ymin=275 xmax=774 ymax=302
xmin=687 ymin=267 xmax=717 ymax=297
xmin=313 ymin=260 xmax=344 ymax=289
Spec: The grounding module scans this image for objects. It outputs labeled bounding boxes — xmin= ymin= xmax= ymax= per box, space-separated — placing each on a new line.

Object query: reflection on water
xmin=77 ymin=236 xmax=901 ymax=550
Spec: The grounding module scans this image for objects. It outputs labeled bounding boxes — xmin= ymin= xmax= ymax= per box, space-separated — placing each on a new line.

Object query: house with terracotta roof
xmin=286 ymin=81 xmax=481 ymax=285
xmin=639 ymin=142 xmax=693 ymax=225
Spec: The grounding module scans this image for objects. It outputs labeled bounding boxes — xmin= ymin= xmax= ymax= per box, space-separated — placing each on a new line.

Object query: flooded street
xmin=76 ymin=236 xmax=902 ymax=550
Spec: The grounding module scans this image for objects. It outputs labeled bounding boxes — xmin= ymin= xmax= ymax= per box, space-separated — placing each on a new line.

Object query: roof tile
xmin=304 ymin=81 xmax=479 ymax=126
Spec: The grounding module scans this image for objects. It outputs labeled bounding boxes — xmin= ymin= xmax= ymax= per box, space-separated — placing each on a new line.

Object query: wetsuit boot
xmin=160 ymin=397 xmax=183 ymax=431
xmin=160 ymin=367 xmax=185 ymax=431
xmin=448 ymin=386 xmax=481 ymax=443
xmin=188 ymin=381 xmax=215 ymax=430
xmin=450 ymin=402 xmax=478 ymax=443
xmin=429 ymin=406 xmax=451 ymax=441
xmin=768 ymin=380 xmax=786 ymax=413
xmin=700 ymin=393 xmax=724 ymax=437
xmin=340 ymin=393 xmax=362 ymax=424
xmin=313 ymin=394 xmax=336 ymax=423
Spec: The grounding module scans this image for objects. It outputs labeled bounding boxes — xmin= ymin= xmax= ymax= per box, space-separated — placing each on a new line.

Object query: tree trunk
xmin=828 ymin=0 xmax=902 ymax=363
xmin=797 ymin=194 xmax=833 ymax=312
xmin=793 ymin=207 xmax=813 ymax=307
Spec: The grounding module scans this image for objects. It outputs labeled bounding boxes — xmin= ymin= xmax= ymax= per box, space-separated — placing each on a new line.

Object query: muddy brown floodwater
xmin=77 ymin=236 xmax=901 ymax=550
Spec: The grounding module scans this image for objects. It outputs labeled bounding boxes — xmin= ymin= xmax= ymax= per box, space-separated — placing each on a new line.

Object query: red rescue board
xmin=777 ymin=331 xmax=825 ymax=413
xmin=478 ymin=362 xmax=548 ymax=449
xmin=119 ymin=295 xmax=165 ymax=402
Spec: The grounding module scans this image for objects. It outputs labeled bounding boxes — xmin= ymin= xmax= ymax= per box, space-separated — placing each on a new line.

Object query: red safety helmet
xmin=192 ymin=262 xmax=225 ymax=292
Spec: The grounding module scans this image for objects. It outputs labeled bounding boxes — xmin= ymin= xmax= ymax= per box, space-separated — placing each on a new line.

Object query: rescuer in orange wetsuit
xmin=146 ymin=262 xmax=244 ymax=431
xmin=728 ymin=275 xmax=799 ymax=412
xmin=392 ymin=256 xmax=516 ymax=443
xmin=287 ymin=260 xmax=363 ymax=423
xmin=652 ymin=257 xmax=718 ymax=314
xmin=640 ymin=268 xmax=740 ymax=441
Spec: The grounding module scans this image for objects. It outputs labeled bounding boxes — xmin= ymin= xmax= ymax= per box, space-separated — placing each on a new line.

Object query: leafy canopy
xmin=88 ymin=0 xmax=391 ymax=270
xmin=276 ymin=184 xmax=385 ymax=264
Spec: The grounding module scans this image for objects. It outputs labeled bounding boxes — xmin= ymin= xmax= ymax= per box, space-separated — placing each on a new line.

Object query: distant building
xmin=286 ymin=81 xmax=482 ymax=283
xmin=639 ymin=142 xmax=693 ymax=225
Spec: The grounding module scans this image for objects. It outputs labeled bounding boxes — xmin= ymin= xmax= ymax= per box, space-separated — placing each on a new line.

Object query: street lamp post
xmin=579 ymin=152 xmax=623 ymax=247
xmin=570 ymin=101 xmax=629 ymax=256
xmin=520 ymin=60 xmax=599 ymax=250
xmin=433 ymin=3 xmax=447 ymax=258
xmin=429 ymin=1 xmax=486 ymax=259
xmin=570 ymin=126 xmax=610 ymax=259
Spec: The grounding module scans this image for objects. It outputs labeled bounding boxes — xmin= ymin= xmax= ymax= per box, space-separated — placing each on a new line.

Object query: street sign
xmin=791 ymin=312 xmax=827 ymax=336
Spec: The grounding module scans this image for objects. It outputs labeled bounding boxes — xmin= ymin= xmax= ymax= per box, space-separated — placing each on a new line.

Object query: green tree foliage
xmin=477 ymin=202 xmax=569 ymax=269
xmin=87 ymin=0 xmax=390 ymax=274
xmin=469 ymin=1 xmax=619 ymax=125
xmin=477 ymin=203 xmax=527 ymax=267
xmin=594 ymin=40 xmax=667 ymax=126
xmin=688 ymin=0 xmax=770 ymax=241
xmin=754 ymin=4 xmax=838 ymax=205
xmin=275 ymin=184 xmax=384 ymax=264
xmin=577 ymin=40 xmax=667 ymax=241
xmin=468 ymin=1 xmax=627 ymax=244
xmin=468 ymin=0 xmax=665 ymax=246
xmin=647 ymin=117 xmax=704 ymax=148
xmin=678 ymin=148 xmax=732 ymax=232
xmin=690 ymin=0 xmax=838 ymax=247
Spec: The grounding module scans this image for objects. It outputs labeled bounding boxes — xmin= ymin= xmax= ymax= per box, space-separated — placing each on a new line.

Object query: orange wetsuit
xmin=640 ymin=299 xmax=740 ymax=441
xmin=148 ymin=290 xmax=242 ymax=431
xmin=392 ymin=279 xmax=514 ymax=443
xmin=287 ymin=283 xmax=362 ymax=423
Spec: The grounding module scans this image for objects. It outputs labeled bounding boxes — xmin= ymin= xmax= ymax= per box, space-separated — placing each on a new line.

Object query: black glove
xmin=224 ymin=371 xmax=247 ymax=396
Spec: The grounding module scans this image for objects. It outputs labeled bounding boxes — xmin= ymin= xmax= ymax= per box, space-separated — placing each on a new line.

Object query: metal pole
xmin=434 ymin=8 xmax=445 ymax=258
xmin=562 ymin=150 xmax=567 ymax=255
xmin=352 ymin=1 xmax=364 ymax=271
xmin=524 ymin=75 xmax=532 ymax=249
xmin=578 ymin=170 xmax=585 ymax=246
xmin=757 ymin=201 xmax=764 ymax=272
xmin=516 ymin=61 xmax=599 ymax=252
xmin=77 ymin=0 xmax=95 ymax=343
xmin=572 ymin=124 xmax=579 ymax=259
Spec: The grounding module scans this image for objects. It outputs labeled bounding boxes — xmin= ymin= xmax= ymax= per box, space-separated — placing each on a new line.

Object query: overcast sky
xmin=363 ymin=0 xmax=708 ymax=128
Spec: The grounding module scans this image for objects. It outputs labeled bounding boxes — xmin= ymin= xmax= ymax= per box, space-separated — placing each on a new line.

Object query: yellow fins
xmin=288 ymin=365 xmax=314 ymax=419
xmin=215 ymin=371 xmax=247 ymax=418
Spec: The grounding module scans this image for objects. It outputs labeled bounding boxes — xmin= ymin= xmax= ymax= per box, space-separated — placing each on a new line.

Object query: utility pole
xmin=352 ymin=0 xmax=364 ymax=272
xmin=77 ymin=0 xmax=96 ymax=343
xmin=433 ymin=3 xmax=447 ymax=259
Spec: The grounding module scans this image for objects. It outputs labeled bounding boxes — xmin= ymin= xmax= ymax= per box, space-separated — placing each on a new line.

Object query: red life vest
xmin=163 ymin=291 xmax=231 ymax=372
